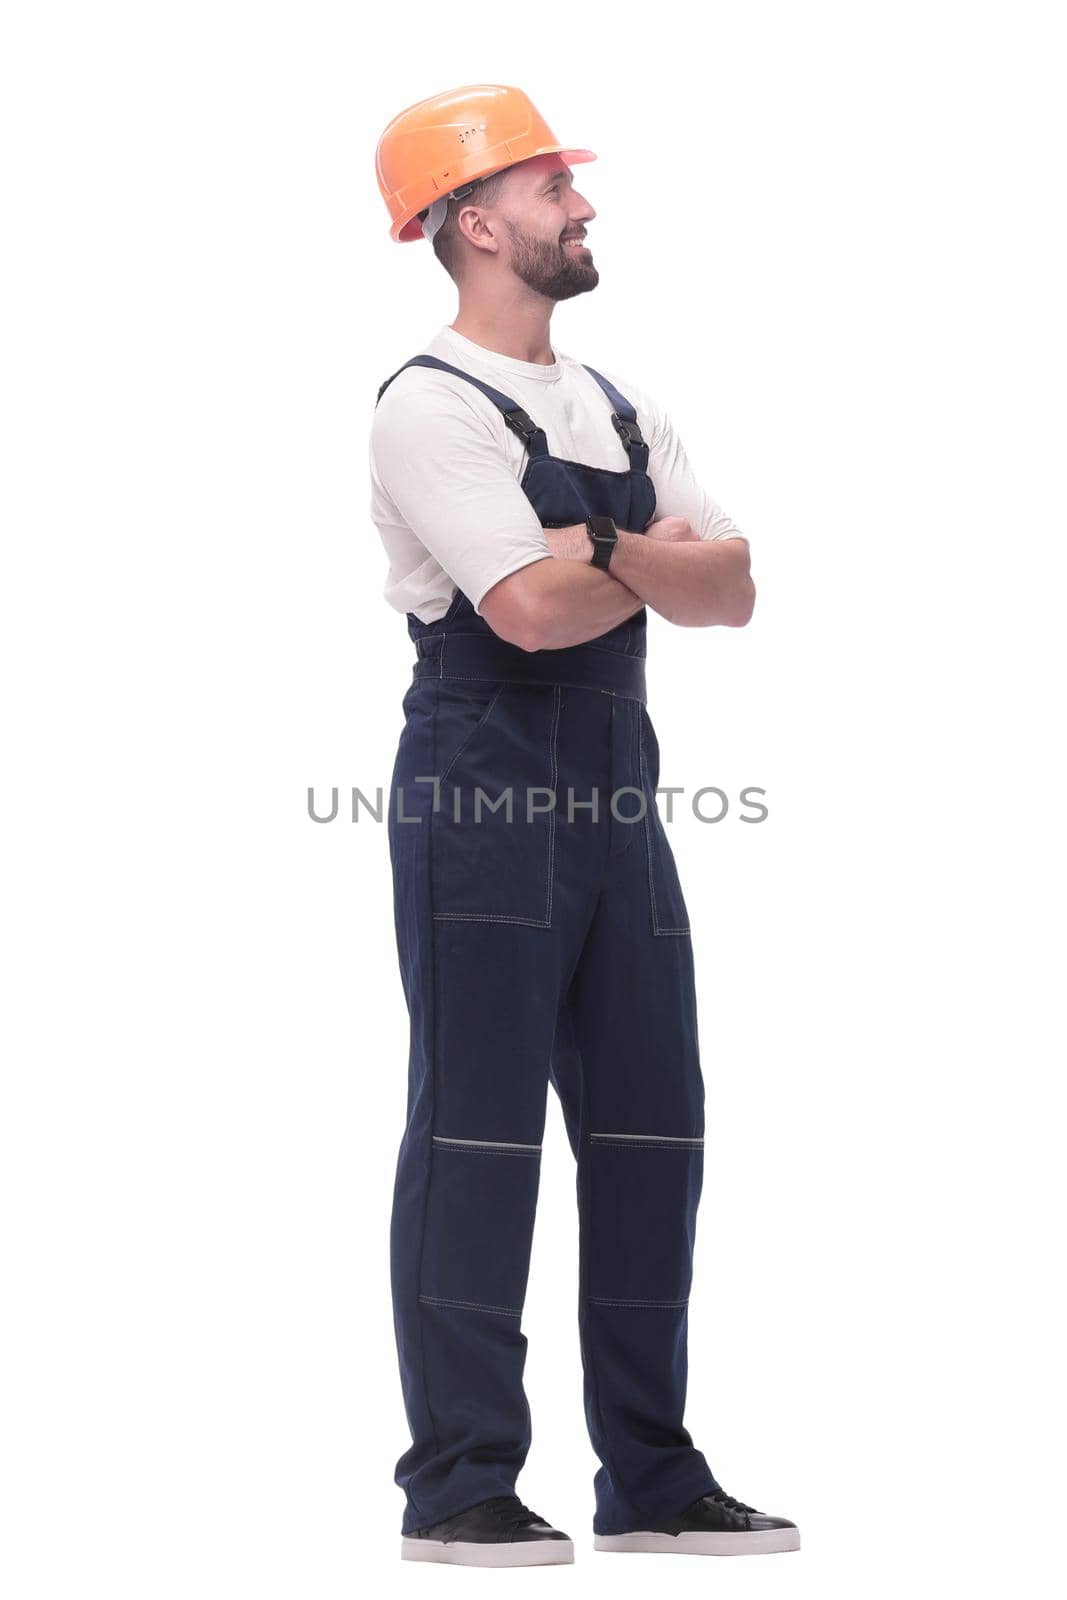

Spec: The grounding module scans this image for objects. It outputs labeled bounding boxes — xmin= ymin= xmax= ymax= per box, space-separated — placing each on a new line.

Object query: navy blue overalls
xmin=375 ymin=353 xmax=718 ymax=1537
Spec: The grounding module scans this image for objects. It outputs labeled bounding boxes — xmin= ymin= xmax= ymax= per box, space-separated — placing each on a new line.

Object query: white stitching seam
xmin=544 ymin=685 xmax=560 ymax=925
xmin=437 ymin=683 xmax=505 ymax=786
xmin=419 ymin=1294 xmax=522 ymax=1318
xmin=588 ymin=1297 xmax=690 ymax=1308
xmin=430 ymin=912 xmax=552 ymax=925
xmin=418 ymin=669 xmax=644 ymax=701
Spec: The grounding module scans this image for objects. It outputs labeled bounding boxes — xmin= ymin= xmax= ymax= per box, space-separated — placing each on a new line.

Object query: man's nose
xmin=570 ymin=192 xmax=596 ymax=224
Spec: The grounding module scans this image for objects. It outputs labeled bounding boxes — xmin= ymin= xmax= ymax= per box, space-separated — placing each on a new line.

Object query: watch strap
xmin=586 ymin=515 xmax=618 ymax=571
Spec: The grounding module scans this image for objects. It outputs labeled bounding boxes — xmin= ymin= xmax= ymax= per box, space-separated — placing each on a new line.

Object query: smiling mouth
xmin=562 ymin=236 xmax=588 ymax=249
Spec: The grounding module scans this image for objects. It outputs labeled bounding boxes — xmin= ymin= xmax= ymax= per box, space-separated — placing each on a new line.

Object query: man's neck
xmin=449 ymin=303 xmax=556 ymax=366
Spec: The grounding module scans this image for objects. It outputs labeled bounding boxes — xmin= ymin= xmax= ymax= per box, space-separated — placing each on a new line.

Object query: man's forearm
xmin=482 ymin=552 xmax=644 ymax=651
xmin=479 ymin=516 xmax=754 ymax=650
xmin=609 ymin=530 xmax=755 ymax=627
xmin=543 ymin=518 xmax=756 ymax=629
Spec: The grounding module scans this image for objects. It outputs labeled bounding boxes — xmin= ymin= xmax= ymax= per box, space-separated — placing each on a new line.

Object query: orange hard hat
xmin=375 ymin=83 xmax=596 ymax=243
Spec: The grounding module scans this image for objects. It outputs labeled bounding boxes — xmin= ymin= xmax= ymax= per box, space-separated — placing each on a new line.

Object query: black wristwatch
xmin=585 ymin=515 xmax=618 ymax=571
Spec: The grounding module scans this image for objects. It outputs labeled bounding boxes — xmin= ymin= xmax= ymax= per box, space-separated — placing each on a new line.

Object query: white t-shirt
xmin=369 ymin=323 xmax=747 ymax=624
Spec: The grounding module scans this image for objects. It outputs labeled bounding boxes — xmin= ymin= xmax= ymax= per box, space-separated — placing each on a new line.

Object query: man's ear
xmin=456 ymin=207 xmax=501 ymax=255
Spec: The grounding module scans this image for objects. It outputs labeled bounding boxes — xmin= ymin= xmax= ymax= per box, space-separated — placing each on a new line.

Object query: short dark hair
xmin=418 ymin=166 xmax=512 ymax=282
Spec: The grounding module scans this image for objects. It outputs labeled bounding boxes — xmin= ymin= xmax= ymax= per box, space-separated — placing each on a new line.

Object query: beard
xmin=503 ymin=219 xmax=600 ymax=301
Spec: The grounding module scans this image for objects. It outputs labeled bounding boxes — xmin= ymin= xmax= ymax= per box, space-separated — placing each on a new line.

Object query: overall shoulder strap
xmin=375 ymin=354 xmax=549 ymax=456
xmin=581 ymin=364 xmax=650 ymax=473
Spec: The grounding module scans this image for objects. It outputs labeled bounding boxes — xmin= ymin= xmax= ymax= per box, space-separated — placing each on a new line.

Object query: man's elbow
xmin=723 ymin=573 xmax=756 ymax=626
xmin=478 ymin=574 xmax=550 ymax=652
xmin=675 ymin=574 xmax=755 ymax=628
xmin=499 ymin=607 xmax=550 ymax=652
xmin=710 ymin=540 xmax=756 ymax=626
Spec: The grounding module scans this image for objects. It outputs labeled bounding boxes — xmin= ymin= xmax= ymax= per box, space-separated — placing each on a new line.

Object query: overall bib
xmin=376 ymin=353 xmax=717 ymax=1536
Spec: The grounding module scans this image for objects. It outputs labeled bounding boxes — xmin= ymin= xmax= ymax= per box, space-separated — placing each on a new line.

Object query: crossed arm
xmin=371 ymin=375 xmax=755 ymax=650
xmin=480 ymin=518 xmax=756 ymax=652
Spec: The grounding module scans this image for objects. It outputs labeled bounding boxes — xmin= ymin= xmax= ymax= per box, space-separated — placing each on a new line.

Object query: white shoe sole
xmin=402 ymin=1536 xmax=575 ymax=1567
xmin=594 ymin=1527 xmax=800 ymax=1556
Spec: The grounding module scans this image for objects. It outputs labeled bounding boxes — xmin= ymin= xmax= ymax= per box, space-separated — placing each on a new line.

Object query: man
xmin=371 ymin=83 xmax=799 ymax=1567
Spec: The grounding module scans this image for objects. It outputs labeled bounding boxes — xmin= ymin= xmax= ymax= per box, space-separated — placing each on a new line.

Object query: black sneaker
xmin=594 ymin=1485 xmax=800 ymax=1556
xmin=402 ymin=1494 xmax=575 ymax=1566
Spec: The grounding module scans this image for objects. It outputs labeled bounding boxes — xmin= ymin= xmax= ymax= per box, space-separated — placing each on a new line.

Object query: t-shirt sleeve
xmin=597 ymin=367 xmax=748 ymax=544
xmin=370 ymin=378 xmax=552 ymax=614
xmin=647 ymin=403 xmax=748 ymax=543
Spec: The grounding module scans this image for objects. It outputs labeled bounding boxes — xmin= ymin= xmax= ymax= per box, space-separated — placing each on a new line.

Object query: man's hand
xmin=610 ymin=527 xmax=755 ymax=627
xmin=644 ymin=515 xmax=699 ymax=543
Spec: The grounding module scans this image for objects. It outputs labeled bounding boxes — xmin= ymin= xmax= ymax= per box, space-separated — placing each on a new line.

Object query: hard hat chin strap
xmin=421 ymin=179 xmax=479 ymax=242
xmin=421 ymin=198 xmax=450 ymax=242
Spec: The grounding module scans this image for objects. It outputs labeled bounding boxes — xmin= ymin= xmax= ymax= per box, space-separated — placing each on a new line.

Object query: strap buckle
xmin=611 ymin=412 xmax=646 ymax=451
xmin=503 ymin=407 xmax=542 ymax=447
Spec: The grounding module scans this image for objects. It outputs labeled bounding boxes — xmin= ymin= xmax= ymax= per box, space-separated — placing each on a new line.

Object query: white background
xmin=2 ymin=2 xmax=1064 ymax=1596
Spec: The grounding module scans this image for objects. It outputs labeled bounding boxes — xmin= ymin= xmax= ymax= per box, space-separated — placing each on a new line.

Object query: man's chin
xmin=550 ymin=266 xmax=600 ymax=301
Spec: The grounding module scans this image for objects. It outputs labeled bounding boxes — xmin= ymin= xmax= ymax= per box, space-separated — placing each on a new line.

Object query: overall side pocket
xmin=431 ymin=683 xmax=561 ymax=928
